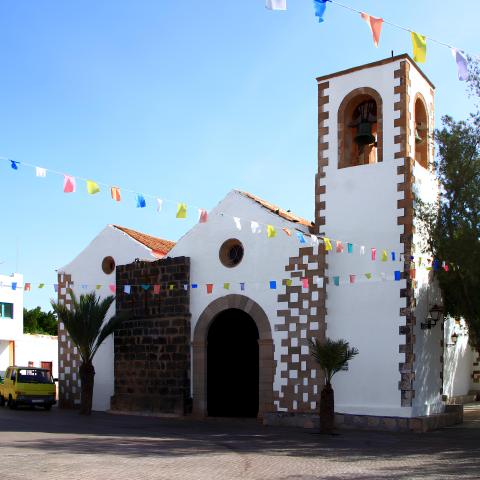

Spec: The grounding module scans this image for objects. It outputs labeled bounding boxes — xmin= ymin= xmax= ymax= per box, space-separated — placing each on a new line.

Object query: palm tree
xmin=309 ymin=337 xmax=359 ymax=434
xmin=51 ymin=290 xmax=123 ymax=415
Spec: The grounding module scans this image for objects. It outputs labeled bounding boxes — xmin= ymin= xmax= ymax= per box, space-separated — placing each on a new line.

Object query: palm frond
xmin=51 ymin=290 xmax=118 ymax=363
xmin=309 ymin=337 xmax=359 ymax=384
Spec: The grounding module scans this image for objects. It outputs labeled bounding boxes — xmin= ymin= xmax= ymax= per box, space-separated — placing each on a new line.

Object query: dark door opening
xmin=207 ymin=308 xmax=259 ymax=417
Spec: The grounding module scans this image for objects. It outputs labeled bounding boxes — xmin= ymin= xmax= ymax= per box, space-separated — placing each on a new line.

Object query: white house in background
xmin=57 ymin=55 xmax=478 ymax=430
xmin=56 ymin=224 xmax=175 ymax=410
xmin=0 ymin=273 xmax=58 ymax=380
xmin=0 ymin=273 xmax=24 ymax=373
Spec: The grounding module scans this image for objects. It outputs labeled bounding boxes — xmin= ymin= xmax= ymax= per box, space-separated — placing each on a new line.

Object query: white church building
xmin=57 ymin=55 xmax=478 ymax=431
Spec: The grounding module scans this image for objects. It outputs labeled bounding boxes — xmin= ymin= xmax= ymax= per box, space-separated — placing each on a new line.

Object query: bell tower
xmin=314 ymin=55 xmax=443 ymax=420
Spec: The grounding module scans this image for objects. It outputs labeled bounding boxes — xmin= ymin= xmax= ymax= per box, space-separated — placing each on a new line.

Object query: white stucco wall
xmin=411 ymin=160 xmax=443 ymax=416
xmin=443 ymin=318 xmax=474 ymax=398
xmin=168 ymin=190 xmax=312 ymax=401
xmin=0 ymin=273 xmax=24 ymax=342
xmin=59 ymin=225 xmax=159 ymax=411
xmin=15 ymin=334 xmax=59 ymax=378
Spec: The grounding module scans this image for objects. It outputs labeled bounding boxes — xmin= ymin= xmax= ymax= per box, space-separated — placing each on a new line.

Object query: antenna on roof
xmin=391 ymin=50 xmax=394 ymax=58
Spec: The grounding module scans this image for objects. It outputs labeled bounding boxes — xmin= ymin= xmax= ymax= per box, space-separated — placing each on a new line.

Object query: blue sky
xmin=0 ymin=0 xmax=478 ymax=311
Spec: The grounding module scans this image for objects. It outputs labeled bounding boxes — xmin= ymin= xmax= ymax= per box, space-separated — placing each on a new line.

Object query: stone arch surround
xmin=192 ymin=294 xmax=275 ymax=418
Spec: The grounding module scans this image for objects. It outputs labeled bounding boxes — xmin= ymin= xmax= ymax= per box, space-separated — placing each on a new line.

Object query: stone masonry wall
xmin=57 ymin=273 xmax=81 ymax=409
xmin=111 ymin=256 xmax=191 ymax=414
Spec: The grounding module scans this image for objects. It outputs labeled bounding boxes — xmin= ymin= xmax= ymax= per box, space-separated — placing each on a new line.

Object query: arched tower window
xmin=338 ymin=88 xmax=383 ymax=169
xmin=414 ymin=95 xmax=429 ymax=169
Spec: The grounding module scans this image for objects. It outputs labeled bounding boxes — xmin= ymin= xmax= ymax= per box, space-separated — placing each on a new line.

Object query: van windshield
xmin=17 ymin=369 xmax=53 ymax=384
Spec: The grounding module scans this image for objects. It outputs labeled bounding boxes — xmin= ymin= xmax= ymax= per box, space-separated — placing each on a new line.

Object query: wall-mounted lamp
xmin=421 ymin=304 xmax=444 ymax=330
xmin=446 ymin=332 xmax=459 ymax=348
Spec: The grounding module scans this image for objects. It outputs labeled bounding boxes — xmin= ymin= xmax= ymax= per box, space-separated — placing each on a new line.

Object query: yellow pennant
xmin=323 ymin=237 xmax=333 ymax=251
xmin=86 ymin=180 xmax=100 ymax=195
xmin=411 ymin=32 xmax=426 ymax=63
xmin=381 ymin=250 xmax=388 ymax=262
xmin=223 ymin=283 xmax=230 ymax=290
xmin=176 ymin=203 xmax=187 ymax=219
xmin=267 ymin=225 xmax=276 ymax=238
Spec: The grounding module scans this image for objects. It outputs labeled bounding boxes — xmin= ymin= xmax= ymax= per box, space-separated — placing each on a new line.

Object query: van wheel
xmin=44 ymin=404 xmax=52 ymax=411
xmin=0 ymin=396 xmax=5 ymax=407
xmin=8 ymin=396 xmax=16 ymax=410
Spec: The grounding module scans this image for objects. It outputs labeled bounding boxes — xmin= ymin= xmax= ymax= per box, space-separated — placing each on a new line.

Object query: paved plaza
xmin=0 ymin=405 xmax=479 ymax=480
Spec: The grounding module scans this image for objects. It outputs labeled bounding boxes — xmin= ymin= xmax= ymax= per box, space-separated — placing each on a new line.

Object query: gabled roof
xmin=111 ymin=225 xmax=175 ymax=256
xmin=237 ymin=191 xmax=312 ymax=228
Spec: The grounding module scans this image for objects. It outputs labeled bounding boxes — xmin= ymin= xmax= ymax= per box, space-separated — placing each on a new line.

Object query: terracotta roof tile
xmin=112 ymin=225 xmax=175 ymax=256
xmin=237 ymin=191 xmax=312 ymax=228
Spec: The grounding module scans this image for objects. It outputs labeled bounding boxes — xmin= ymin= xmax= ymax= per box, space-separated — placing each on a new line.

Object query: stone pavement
xmin=0 ymin=405 xmax=479 ymax=480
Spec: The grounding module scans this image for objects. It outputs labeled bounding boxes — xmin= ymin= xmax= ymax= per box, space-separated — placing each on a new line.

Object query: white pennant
xmin=266 ymin=0 xmax=286 ymax=10
xmin=35 ymin=167 xmax=47 ymax=177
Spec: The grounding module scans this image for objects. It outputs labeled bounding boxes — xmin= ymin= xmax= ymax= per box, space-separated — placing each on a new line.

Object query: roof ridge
xmin=235 ymin=190 xmax=312 ymax=228
xmin=111 ymin=224 xmax=175 ymax=255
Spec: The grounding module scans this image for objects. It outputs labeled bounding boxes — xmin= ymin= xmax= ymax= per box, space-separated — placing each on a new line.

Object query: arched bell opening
xmin=338 ymin=88 xmax=383 ymax=169
xmin=414 ymin=95 xmax=429 ymax=169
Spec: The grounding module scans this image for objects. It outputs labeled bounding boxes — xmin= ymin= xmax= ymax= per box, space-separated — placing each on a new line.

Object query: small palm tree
xmin=309 ymin=337 xmax=359 ymax=433
xmin=51 ymin=290 xmax=123 ymax=415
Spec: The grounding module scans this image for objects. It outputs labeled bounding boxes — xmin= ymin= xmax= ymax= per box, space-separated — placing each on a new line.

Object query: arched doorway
xmin=192 ymin=295 xmax=275 ymax=419
xmin=207 ymin=309 xmax=259 ymax=417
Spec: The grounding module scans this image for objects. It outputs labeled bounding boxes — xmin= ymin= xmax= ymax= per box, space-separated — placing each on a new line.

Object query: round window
xmin=219 ymin=239 xmax=244 ymax=268
xmin=102 ymin=256 xmax=116 ymax=275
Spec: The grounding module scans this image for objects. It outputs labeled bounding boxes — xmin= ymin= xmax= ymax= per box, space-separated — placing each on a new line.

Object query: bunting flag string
xmin=265 ymin=0 xmax=476 ymax=80
xmin=1 ymin=259 xmax=454 ymax=295
xmin=0 ymin=156 xmax=455 ymax=268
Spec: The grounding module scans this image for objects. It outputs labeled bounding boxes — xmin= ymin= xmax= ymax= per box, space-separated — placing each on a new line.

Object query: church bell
xmin=350 ymin=100 xmax=377 ymax=147
xmin=354 ymin=121 xmax=376 ymax=146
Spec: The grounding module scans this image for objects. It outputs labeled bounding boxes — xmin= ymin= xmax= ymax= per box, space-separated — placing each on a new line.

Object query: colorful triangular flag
xmin=451 ymin=48 xmax=469 ymax=81
xmin=63 ymin=175 xmax=76 ymax=193
xmin=35 ymin=167 xmax=46 ymax=177
xmin=111 ymin=186 xmax=121 ymax=202
xmin=411 ymin=32 xmax=427 ymax=63
xmin=176 ymin=202 xmax=187 ymax=218
xmin=267 ymin=225 xmax=276 ymax=238
xmin=198 ymin=209 xmax=208 ymax=223
xmin=86 ymin=180 xmax=100 ymax=195
xmin=136 ymin=194 xmax=146 ymax=208
xmin=266 ymin=0 xmax=286 ymax=11
xmin=313 ymin=0 xmax=328 ymax=23
xmin=360 ymin=12 xmax=383 ymax=47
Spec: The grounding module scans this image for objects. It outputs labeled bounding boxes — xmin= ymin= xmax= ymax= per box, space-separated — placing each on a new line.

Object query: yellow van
xmin=0 ymin=366 xmax=56 ymax=410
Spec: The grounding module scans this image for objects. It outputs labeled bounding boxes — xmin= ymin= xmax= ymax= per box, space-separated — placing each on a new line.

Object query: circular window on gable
xmin=102 ymin=256 xmax=116 ymax=275
xmin=219 ymin=239 xmax=244 ymax=268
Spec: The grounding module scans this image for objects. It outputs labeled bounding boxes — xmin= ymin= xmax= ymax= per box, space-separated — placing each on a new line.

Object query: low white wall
xmin=0 ymin=340 xmax=10 ymax=372
xmin=443 ymin=318 xmax=474 ymax=398
xmin=15 ymin=334 xmax=59 ymax=378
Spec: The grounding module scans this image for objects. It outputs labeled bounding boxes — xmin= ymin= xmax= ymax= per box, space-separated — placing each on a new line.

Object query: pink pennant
xmin=63 ymin=175 xmax=76 ymax=193
xmin=302 ymin=278 xmax=309 ymax=289
xmin=360 ymin=12 xmax=383 ymax=47
xmin=198 ymin=209 xmax=208 ymax=223
xmin=349 ymin=274 xmax=356 ymax=284
xmin=109 ymin=284 xmax=116 ymax=293
xmin=371 ymin=248 xmax=377 ymax=261
xmin=153 ymin=284 xmax=161 ymax=294
xmin=336 ymin=241 xmax=344 ymax=253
